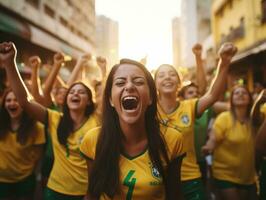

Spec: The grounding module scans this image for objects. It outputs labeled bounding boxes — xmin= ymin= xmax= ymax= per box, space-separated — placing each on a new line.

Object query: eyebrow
xmin=114 ymin=76 xmax=145 ymax=80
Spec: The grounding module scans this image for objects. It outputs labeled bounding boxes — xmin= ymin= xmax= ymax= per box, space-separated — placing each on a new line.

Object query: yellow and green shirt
xmin=80 ymin=125 xmax=184 ymax=200
xmin=157 ymin=99 xmax=201 ymax=181
xmin=0 ymin=122 xmax=45 ymax=183
xmin=212 ymin=111 xmax=256 ymax=185
xmin=46 ymin=109 xmax=99 ymax=195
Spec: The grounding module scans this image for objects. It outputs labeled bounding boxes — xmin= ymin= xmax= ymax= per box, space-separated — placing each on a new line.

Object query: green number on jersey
xmin=123 ymin=170 xmax=136 ymax=200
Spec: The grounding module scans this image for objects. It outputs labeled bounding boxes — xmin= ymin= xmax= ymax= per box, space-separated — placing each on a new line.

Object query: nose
xmin=124 ymin=81 xmax=135 ymax=92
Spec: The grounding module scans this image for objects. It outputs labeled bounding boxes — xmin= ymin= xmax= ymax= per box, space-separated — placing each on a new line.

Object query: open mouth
xmin=122 ymin=96 xmax=139 ymax=110
xmin=8 ymin=107 xmax=18 ymax=113
xmin=71 ymin=98 xmax=80 ymax=103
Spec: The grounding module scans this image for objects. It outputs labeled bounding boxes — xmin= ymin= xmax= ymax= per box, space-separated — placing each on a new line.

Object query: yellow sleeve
xmin=161 ymin=126 xmax=185 ymax=161
xmin=80 ymin=127 xmax=100 ymax=160
xmin=213 ymin=112 xmax=230 ymax=142
xmin=32 ymin=122 xmax=46 ymax=145
xmin=183 ymin=98 xmax=198 ymax=120
xmin=46 ymin=109 xmax=61 ymax=135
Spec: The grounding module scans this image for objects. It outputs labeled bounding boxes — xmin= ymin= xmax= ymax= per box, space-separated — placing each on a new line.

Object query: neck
xmin=234 ymin=106 xmax=248 ymax=123
xmin=69 ymin=110 xmax=86 ymax=130
xmin=120 ymin=120 xmax=148 ymax=157
xmin=120 ymin=120 xmax=147 ymax=145
xmin=10 ymin=117 xmax=21 ymax=131
xmin=158 ymin=93 xmax=179 ymax=114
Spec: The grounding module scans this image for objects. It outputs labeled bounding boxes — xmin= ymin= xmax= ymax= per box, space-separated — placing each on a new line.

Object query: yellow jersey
xmin=46 ymin=109 xmax=99 ymax=195
xmin=157 ymin=99 xmax=201 ymax=181
xmin=0 ymin=122 xmax=45 ymax=182
xmin=212 ymin=111 xmax=256 ymax=185
xmin=260 ymin=103 xmax=266 ymax=115
xmin=80 ymin=125 xmax=184 ymax=200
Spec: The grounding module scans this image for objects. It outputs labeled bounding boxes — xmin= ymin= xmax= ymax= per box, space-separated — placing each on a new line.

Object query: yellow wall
xmin=212 ymin=0 xmax=266 ymax=51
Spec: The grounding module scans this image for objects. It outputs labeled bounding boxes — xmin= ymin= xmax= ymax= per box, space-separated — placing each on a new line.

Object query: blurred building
xmin=172 ymin=17 xmax=181 ymax=68
xmin=173 ymin=0 xmax=212 ymax=69
xmin=212 ymin=0 xmax=266 ymax=90
xmin=96 ymin=15 xmax=119 ymax=69
xmin=0 ymin=0 xmax=95 ymax=66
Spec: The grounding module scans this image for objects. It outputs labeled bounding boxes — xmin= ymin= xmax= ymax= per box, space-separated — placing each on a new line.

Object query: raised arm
xmin=0 ymin=42 xmax=46 ymax=123
xmin=197 ymin=43 xmax=237 ymax=116
xmin=29 ymin=55 xmax=44 ymax=104
xmin=192 ymin=43 xmax=207 ymax=95
xmin=256 ymin=118 xmax=266 ymax=155
xmin=96 ymin=56 xmax=107 ymax=79
xmin=42 ymin=52 xmax=65 ymax=107
xmin=67 ymin=53 xmax=91 ymax=86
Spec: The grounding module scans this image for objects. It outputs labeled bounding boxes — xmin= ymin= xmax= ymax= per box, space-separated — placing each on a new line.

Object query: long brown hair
xmin=229 ymin=85 xmax=253 ymax=124
xmin=0 ymin=89 xmax=36 ymax=144
xmin=57 ymin=82 xmax=95 ymax=146
xmin=89 ymin=59 xmax=170 ymax=199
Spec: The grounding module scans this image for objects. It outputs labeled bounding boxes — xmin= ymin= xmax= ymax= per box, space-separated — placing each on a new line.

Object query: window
xmin=44 ymin=4 xmax=55 ymax=18
xmin=25 ymin=0 xmax=39 ymax=8
xmin=59 ymin=17 xmax=68 ymax=27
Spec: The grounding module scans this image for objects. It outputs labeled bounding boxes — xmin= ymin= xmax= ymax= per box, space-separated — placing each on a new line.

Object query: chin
xmin=121 ymin=116 xmax=142 ymax=125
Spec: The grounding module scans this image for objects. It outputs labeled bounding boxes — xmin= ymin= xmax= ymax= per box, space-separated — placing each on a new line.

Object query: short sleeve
xmin=213 ymin=112 xmax=230 ymax=142
xmin=161 ymin=126 xmax=185 ymax=161
xmin=80 ymin=127 xmax=100 ymax=160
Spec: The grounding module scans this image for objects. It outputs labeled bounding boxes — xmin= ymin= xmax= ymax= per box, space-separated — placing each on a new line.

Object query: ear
xmin=109 ymin=97 xmax=114 ymax=107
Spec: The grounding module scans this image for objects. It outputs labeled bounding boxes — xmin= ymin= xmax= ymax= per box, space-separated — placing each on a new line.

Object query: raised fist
xmin=29 ymin=56 xmax=41 ymax=68
xmin=0 ymin=42 xmax=17 ymax=68
xmin=218 ymin=43 xmax=237 ymax=64
xmin=192 ymin=43 xmax=202 ymax=56
xmin=53 ymin=52 xmax=65 ymax=66
xmin=78 ymin=53 xmax=92 ymax=66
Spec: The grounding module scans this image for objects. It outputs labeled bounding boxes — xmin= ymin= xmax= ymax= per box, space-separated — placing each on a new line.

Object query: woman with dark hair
xmin=154 ymin=43 xmax=237 ymax=200
xmin=0 ymin=42 xmax=99 ymax=200
xmin=80 ymin=59 xmax=184 ymax=199
xmin=0 ymin=89 xmax=45 ymax=200
xmin=202 ymin=85 xmax=257 ymax=200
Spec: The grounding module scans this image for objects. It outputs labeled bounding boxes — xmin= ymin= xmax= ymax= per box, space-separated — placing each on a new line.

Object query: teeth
xmin=123 ymin=96 xmax=137 ymax=101
xmin=122 ymin=96 xmax=138 ymax=110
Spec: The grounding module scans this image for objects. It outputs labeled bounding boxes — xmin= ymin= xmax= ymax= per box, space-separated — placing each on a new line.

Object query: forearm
xmin=31 ymin=66 xmax=44 ymax=103
xmin=208 ymin=60 xmax=229 ymax=101
xmin=67 ymin=62 xmax=83 ymax=86
xmin=43 ymin=63 xmax=61 ymax=95
xmin=195 ymin=55 xmax=207 ymax=95
xmin=5 ymin=62 xmax=31 ymax=106
xmin=197 ymin=61 xmax=229 ymax=115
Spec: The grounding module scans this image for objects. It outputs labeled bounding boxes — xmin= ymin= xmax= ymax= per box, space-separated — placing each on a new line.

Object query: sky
xmin=95 ymin=0 xmax=181 ymax=71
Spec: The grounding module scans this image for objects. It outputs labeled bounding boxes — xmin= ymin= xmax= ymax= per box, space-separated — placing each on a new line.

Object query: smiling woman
xmin=80 ymin=58 xmax=185 ymax=199
xmin=0 ymin=42 xmax=100 ymax=200
xmin=0 ymin=89 xmax=45 ymax=200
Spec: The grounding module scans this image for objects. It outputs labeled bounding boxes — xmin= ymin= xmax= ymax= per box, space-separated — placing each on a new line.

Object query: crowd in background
xmin=0 ymin=41 xmax=266 ymax=200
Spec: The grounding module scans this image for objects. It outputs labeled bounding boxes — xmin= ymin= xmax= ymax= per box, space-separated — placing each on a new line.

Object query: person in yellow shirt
xmin=154 ymin=43 xmax=237 ymax=200
xmin=0 ymin=89 xmax=45 ymax=200
xmin=0 ymin=42 xmax=99 ymax=200
xmin=202 ymin=85 xmax=257 ymax=199
xmin=80 ymin=59 xmax=185 ymax=200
